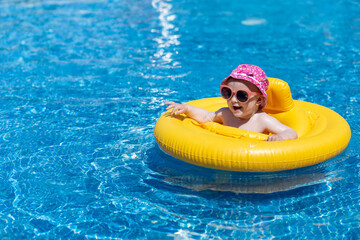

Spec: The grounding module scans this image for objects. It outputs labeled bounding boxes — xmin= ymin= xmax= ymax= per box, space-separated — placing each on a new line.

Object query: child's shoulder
xmin=254 ymin=111 xmax=280 ymax=124
xmin=213 ymin=107 xmax=233 ymax=124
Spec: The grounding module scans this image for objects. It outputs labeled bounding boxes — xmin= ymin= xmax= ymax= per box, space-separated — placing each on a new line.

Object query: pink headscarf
xmin=222 ymin=64 xmax=269 ymax=109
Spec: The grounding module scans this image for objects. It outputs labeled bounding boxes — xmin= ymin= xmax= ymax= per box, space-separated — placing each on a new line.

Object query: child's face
xmin=225 ymin=79 xmax=264 ymax=119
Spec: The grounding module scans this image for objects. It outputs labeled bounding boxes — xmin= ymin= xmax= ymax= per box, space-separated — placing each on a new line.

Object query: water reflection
xmin=146 ymin=146 xmax=347 ymax=194
xmin=151 ymin=0 xmax=180 ymax=65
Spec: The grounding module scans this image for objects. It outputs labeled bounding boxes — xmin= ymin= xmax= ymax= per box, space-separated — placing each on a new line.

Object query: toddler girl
xmin=165 ymin=64 xmax=298 ymax=141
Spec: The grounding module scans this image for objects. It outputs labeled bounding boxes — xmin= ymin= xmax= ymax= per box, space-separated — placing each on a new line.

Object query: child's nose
xmin=230 ymin=94 xmax=239 ymax=103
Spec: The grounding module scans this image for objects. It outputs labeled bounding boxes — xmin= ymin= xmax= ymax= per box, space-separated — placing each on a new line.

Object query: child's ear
xmin=256 ymin=96 xmax=265 ymax=107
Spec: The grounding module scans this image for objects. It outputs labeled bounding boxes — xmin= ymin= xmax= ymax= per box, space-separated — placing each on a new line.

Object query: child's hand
xmin=165 ymin=101 xmax=188 ymax=116
xmin=266 ymin=129 xmax=298 ymax=141
xmin=266 ymin=134 xmax=285 ymax=141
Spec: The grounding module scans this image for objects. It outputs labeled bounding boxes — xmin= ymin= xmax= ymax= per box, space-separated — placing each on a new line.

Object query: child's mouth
xmin=233 ymin=106 xmax=243 ymax=111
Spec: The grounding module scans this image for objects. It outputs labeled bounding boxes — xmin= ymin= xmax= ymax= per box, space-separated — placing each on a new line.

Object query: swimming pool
xmin=0 ymin=0 xmax=359 ymax=238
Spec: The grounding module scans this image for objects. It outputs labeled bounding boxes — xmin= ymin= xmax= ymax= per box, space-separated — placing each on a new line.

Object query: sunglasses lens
xmin=236 ymin=90 xmax=248 ymax=102
xmin=221 ymin=87 xmax=232 ymax=99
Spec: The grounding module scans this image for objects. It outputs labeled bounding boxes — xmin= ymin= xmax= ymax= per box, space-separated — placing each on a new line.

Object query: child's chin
xmin=231 ymin=110 xmax=244 ymax=118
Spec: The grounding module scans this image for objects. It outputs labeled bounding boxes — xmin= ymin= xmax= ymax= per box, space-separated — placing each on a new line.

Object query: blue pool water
xmin=0 ymin=0 xmax=359 ymax=238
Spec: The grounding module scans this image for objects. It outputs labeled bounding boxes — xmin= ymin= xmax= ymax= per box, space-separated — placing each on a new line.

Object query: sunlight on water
xmin=241 ymin=18 xmax=267 ymax=26
xmin=152 ymin=0 xmax=181 ymax=66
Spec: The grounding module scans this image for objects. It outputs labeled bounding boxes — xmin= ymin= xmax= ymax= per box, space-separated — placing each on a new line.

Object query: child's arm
xmin=165 ymin=101 xmax=218 ymax=124
xmin=261 ymin=115 xmax=298 ymax=141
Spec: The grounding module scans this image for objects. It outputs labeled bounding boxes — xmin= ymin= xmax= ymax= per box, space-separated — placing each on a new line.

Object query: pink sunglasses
xmin=220 ymin=85 xmax=261 ymax=103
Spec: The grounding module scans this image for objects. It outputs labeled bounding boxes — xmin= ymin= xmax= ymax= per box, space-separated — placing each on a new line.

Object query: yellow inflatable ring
xmin=154 ymin=78 xmax=351 ymax=172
